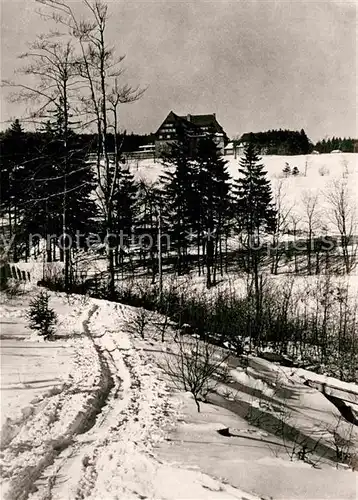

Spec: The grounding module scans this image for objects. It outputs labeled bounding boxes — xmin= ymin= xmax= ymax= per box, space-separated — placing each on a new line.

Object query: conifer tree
xmin=282 ymin=162 xmax=291 ymax=177
xmin=233 ymin=143 xmax=276 ymax=342
xmin=113 ymin=166 xmax=138 ymax=266
xmin=194 ymin=136 xmax=231 ymax=287
xmin=20 ymin=120 xmax=97 ymax=278
xmin=136 ymin=180 xmax=161 ymax=282
xmin=27 ymin=290 xmax=57 ymax=340
xmin=0 ymin=120 xmax=30 ymax=260
xmin=235 ymin=143 xmax=276 ymax=242
xmin=0 ymin=120 xmax=27 ymax=207
xmin=160 ymin=138 xmax=196 ymax=275
xmin=299 ymin=129 xmax=311 ymax=154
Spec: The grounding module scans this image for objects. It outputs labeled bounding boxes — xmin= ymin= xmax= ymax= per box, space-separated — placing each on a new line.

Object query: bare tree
xmin=303 ymin=156 xmax=309 ymax=177
xmin=125 ymin=307 xmax=155 ymax=340
xmin=326 ymin=179 xmax=357 ymax=274
xmin=289 ymin=212 xmax=302 ymax=273
xmin=2 ymin=34 xmax=81 ymax=290
xmin=108 ymin=79 xmax=145 ymax=164
xmin=37 ymin=0 xmax=145 ymax=297
xmin=302 ymin=191 xmax=320 ymax=275
xmin=162 ymin=335 xmax=229 ymax=412
xmin=271 ymin=180 xmax=292 ymax=274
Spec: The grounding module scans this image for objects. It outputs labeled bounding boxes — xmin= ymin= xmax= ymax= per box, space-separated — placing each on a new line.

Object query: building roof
xmin=178 ymin=113 xmax=225 ymax=135
xmin=155 ymin=111 xmax=226 ymax=137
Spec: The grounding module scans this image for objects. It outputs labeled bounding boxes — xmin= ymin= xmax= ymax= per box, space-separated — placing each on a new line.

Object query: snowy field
xmin=128 ymin=152 xmax=358 ymax=234
xmin=129 ymin=152 xmax=358 ymax=186
xmin=1 ymin=286 xmax=357 ymax=500
xmin=129 ymin=152 xmax=358 ymax=182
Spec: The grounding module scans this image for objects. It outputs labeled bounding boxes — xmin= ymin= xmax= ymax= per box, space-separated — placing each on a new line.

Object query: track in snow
xmin=1 ymin=304 xmax=115 ymax=500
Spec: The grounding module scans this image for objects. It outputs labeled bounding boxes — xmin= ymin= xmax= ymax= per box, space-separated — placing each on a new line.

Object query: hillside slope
xmin=130 ymin=152 xmax=358 ymax=231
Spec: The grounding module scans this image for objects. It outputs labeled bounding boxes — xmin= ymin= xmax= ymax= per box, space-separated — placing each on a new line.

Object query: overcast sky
xmin=1 ymin=0 xmax=356 ymax=142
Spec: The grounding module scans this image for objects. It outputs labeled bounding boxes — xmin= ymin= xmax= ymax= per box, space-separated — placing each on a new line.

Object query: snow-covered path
xmin=1 ymin=295 xmax=158 ymax=499
xmin=0 ymin=296 xmax=111 ymax=500
xmin=30 ymin=299 xmax=174 ymax=500
xmin=2 ymin=293 xmax=256 ymax=500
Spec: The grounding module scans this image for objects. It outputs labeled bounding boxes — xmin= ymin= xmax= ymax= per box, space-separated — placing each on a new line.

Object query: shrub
xmin=318 ymin=165 xmax=329 ymax=176
xmin=27 ymin=291 xmax=58 ymax=340
xmin=161 ymin=335 xmax=229 ymax=412
xmin=125 ymin=307 xmax=155 ymax=339
xmin=282 ymin=163 xmax=291 ymax=177
xmin=0 ymin=262 xmax=10 ymax=291
xmin=4 ymin=280 xmax=25 ymax=297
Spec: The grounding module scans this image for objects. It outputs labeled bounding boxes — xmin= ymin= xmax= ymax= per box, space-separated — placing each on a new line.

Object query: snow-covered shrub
xmin=4 ymin=280 xmax=25 ymax=297
xmin=282 ymin=163 xmax=291 ymax=177
xmin=161 ymin=335 xmax=229 ymax=412
xmin=0 ymin=261 xmax=9 ymax=291
xmin=0 ymin=260 xmax=26 ymax=296
xmin=318 ymin=165 xmax=330 ymax=176
xmin=27 ymin=290 xmax=58 ymax=340
xmin=126 ymin=307 xmax=155 ymax=339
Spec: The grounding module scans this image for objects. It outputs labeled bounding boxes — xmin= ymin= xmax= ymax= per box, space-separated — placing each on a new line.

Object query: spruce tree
xmin=0 ymin=120 xmax=29 ymax=261
xmin=27 ymin=290 xmax=58 ymax=340
xmin=113 ymin=166 xmax=138 ymax=265
xmin=194 ymin=136 xmax=231 ymax=287
xmin=233 ymin=143 xmax=276 ymax=343
xmin=21 ymin=120 xmax=97 ymax=276
xmin=160 ymin=138 xmax=196 ymax=274
xmin=282 ymin=162 xmax=291 ymax=177
xmin=234 ymin=143 xmax=276 ymax=243
xmin=299 ymin=129 xmax=311 ymax=154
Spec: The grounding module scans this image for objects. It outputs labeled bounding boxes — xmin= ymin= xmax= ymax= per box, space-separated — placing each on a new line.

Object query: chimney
xmin=213 ymin=113 xmax=216 ymax=118
xmin=186 ymin=114 xmax=191 ymax=122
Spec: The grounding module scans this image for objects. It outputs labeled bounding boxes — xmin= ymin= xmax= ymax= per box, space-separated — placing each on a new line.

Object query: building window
xmin=159 ymin=135 xmax=163 ymax=139
xmin=167 ymin=134 xmax=171 ymax=139
xmin=163 ymin=125 xmax=175 ymax=132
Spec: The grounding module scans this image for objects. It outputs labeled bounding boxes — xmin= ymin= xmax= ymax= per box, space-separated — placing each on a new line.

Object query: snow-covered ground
xmin=129 ymin=152 xmax=358 ymax=235
xmin=129 ymin=152 xmax=358 ymax=182
xmin=144 ymin=336 xmax=358 ymax=499
xmin=0 ymin=292 xmax=94 ymax=428
xmin=156 ymin=394 xmax=357 ymax=500
xmin=1 ymin=287 xmax=357 ymax=500
xmin=0 ymin=289 xmax=261 ymax=500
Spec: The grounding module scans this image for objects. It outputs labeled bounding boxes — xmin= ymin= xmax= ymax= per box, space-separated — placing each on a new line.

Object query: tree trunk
xmin=106 ymin=208 xmax=115 ymax=298
xmin=206 ymin=236 xmax=214 ymax=288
